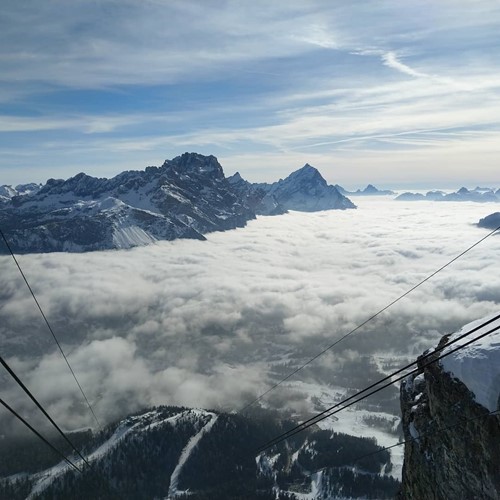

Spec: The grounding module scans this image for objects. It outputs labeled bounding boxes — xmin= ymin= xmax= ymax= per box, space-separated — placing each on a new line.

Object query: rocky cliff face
xmin=399 ymin=322 xmax=500 ymax=499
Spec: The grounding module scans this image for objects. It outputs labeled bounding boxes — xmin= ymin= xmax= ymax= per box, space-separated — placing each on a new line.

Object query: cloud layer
xmin=1 ymin=198 xmax=499 ymax=432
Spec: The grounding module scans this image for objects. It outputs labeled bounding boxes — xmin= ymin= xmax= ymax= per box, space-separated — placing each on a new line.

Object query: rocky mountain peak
xmin=229 ymin=171 xmax=243 ymax=182
xmin=39 ymin=172 xmax=105 ymax=198
xmin=163 ymin=152 xmax=225 ymax=180
xmin=286 ymin=163 xmax=326 ymax=185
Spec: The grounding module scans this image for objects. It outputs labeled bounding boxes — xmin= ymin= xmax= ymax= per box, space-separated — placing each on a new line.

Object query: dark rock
xmin=399 ymin=337 xmax=500 ymax=499
xmin=478 ymin=212 xmax=500 ymax=230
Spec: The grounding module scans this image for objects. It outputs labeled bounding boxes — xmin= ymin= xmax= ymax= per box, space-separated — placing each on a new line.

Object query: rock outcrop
xmin=478 ymin=212 xmax=500 ymax=230
xmin=399 ymin=317 xmax=500 ymax=499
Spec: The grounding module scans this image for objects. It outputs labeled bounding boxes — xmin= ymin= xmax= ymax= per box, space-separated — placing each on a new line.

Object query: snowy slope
xmin=0 ymin=153 xmax=253 ymax=253
xmin=3 ymin=405 xmax=400 ymax=500
xmin=167 ymin=411 xmax=218 ymax=498
xmin=229 ymin=164 xmax=356 ymax=213
xmin=440 ymin=311 xmax=500 ymax=412
xmin=26 ymin=408 xmax=206 ymax=499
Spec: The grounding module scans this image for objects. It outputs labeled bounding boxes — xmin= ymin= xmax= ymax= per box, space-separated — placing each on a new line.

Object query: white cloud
xmin=1 ymin=1 xmax=499 ymax=186
xmin=1 ymin=198 xmax=498 ymax=430
xmin=382 ymin=51 xmax=428 ymax=78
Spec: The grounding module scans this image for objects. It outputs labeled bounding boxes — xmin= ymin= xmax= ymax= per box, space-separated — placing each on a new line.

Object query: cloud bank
xmin=1 ymin=198 xmax=499 ymax=433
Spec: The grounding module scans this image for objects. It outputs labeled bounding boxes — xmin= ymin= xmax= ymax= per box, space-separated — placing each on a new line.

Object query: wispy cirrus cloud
xmin=0 ymin=1 xmax=500 ymax=185
xmin=381 ymin=51 xmax=428 ymax=78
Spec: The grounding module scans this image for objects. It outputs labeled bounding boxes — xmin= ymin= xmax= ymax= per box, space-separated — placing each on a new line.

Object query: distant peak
xmin=286 ymin=164 xmax=325 ymax=184
xmin=292 ymin=164 xmax=321 ymax=177
xmin=300 ymin=163 xmax=317 ymax=171
xmin=163 ymin=152 xmax=224 ymax=176
xmin=363 ymin=184 xmax=378 ymax=193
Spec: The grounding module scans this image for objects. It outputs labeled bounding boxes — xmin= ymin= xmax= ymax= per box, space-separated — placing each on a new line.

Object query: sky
xmin=1 ymin=198 xmax=498 ymax=431
xmin=0 ymin=0 xmax=499 ymax=188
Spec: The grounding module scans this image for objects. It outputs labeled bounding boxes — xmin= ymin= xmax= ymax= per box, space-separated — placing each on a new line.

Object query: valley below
xmin=1 ymin=196 xmax=498 ymax=498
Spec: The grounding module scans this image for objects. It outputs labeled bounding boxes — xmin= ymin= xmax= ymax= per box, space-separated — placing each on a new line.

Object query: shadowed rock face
xmin=478 ymin=212 xmax=500 ymax=230
xmin=399 ymin=336 xmax=500 ymax=500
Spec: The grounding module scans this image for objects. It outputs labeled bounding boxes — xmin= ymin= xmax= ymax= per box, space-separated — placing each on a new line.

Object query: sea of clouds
xmin=1 ymin=197 xmax=499 ymax=433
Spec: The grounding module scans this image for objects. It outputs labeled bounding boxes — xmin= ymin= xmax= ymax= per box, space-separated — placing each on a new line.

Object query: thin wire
xmin=0 ymin=228 xmax=101 ymax=429
xmin=306 ymin=409 xmax=500 ymax=477
xmin=0 ymin=397 xmax=82 ymax=473
xmin=256 ymin=311 xmax=500 ymax=449
xmin=0 ymin=356 xmax=91 ymax=467
xmin=257 ymin=316 xmax=500 ymax=452
xmin=257 ymin=320 xmax=500 ymax=451
xmin=239 ymin=224 xmax=500 ymax=414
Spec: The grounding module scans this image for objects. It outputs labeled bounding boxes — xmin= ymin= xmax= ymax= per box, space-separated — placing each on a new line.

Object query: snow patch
xmin=167 ymin=412 xmax=218 ymax=499
xmin=440 ymin=312 xmax=500 ymax=412
xmin=409 ymin=421 xmax=420 ymax=442
xmin=112 ymin=224 xmax=157 ymax=249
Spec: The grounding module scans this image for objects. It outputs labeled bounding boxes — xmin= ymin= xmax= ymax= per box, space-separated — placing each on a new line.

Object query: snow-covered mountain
xmin=228 ymin=164 xmax=356 ymax=213
xmin=0 ymin=155 xmax=355 ymax=254
xmin=0 ymin=406 xmax=399 ymax=500
xmin=227 ymin=172 xmax=287 ymax=216
xmin=0 ymin=153 xmax=252 ymax=253
xmin=0 ymin=183 xmax=42 ymax=202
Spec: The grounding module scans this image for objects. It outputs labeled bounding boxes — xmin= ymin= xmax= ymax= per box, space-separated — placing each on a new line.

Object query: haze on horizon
xmin=1 ymin=0 xmax=499 ymax=188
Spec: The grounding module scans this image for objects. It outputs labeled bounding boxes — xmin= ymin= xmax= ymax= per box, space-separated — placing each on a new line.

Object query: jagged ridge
xmin=0 ymin=154 xmax=355 ymax=254
xmin=228 ymin=164 xmax=356 ymax=214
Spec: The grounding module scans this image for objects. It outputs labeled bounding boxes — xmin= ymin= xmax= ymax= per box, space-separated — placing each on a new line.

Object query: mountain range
xmin=0 ymin=153 xmax=355 ymax=254
xmin=335 ymin=184 xmax=395 ymax=196
xmin=396 ymin=186 xmax=500 ymax=202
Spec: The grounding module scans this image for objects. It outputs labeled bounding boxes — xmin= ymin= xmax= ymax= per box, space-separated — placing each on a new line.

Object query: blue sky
xmin=1 ymin=0 xmax=499 ymax=188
